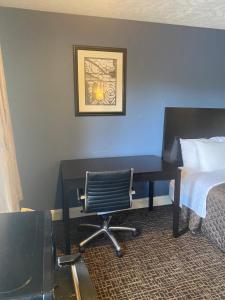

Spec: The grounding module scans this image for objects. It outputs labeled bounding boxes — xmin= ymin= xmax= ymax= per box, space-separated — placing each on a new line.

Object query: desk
xmin=61 ymin=155 xmax=182 ymax=254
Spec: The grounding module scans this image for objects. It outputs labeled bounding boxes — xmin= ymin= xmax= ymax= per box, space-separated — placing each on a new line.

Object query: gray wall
xmin=1 ymin=7 xmax=225 ymax=209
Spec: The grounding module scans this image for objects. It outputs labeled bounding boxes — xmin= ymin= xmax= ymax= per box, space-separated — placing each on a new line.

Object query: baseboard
xmin=51 ymin=195 xmax=171 ymax=221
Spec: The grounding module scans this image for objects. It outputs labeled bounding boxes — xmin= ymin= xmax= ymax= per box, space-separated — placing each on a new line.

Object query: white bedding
xmin=170 ymin=168 xmax=225 ymax=218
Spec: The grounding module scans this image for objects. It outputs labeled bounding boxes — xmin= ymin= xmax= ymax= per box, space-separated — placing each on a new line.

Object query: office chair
xmin=77 ymin=169 xmax=138 ymax=257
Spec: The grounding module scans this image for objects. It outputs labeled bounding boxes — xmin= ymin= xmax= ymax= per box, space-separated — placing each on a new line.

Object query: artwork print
xmin=74 ymin=46 xmax=126 ymax=116
xmin=84 ymin=57 xmax=117 ymax=106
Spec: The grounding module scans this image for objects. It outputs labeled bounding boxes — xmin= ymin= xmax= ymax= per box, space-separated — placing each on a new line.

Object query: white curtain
xmin=0 ymin=47 xmax=23 ymax=212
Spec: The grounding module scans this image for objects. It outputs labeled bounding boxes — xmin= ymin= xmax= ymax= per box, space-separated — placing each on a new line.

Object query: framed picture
xmin=73 ymin=45 xmax=127 ymax=116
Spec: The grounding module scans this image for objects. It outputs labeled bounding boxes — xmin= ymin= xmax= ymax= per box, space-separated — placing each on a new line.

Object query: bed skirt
xmin=181 ymin=183 xmax=225 ymax=252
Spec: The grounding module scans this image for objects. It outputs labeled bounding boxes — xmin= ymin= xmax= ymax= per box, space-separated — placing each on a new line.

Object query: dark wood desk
xmin=61 ymin=155 xmax=182 ymax=254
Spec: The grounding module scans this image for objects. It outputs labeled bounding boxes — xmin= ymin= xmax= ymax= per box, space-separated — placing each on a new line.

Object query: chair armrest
xmin=77 ymin=188 xmax=86 ymax=212
xmin=131 ymin=188 xmax=136 ymax=195
xmin=57 ymin=253 xmax=98 ymax=300
xmin=77 ymin=188 xmax=85 ymax=201
xmin=58 ymin=253 xmax=81 ymax=267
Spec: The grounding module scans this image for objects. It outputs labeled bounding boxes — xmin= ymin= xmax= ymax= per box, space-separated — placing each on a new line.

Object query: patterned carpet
xmin=54 ymin=206 xmax=225 ymax=300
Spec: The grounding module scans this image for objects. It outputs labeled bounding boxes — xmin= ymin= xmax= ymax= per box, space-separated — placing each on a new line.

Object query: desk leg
xmin=173 ymin=168 xmax=181 ymax=238
xmin=62 ymin=181 xmax=71 ymax=254
xmin=148 ymin=181 xmax=154 ymax=211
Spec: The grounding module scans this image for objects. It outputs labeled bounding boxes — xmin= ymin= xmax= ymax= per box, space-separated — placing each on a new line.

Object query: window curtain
xmin=0 ymin=47 xmax=23 ymax=212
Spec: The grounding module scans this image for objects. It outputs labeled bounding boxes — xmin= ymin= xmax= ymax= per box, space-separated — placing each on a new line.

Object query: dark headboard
xmin=162 ymin=107 xmax=225 ymax=165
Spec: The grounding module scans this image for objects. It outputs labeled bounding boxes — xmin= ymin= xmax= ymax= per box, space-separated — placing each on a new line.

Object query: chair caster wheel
xmin=116 ymin=250 xmax=123 ymax=257
xmin=132 ymin=229 xmax=139 ymax=237
xmin=79 ymin=246 xmax=85 ymax=253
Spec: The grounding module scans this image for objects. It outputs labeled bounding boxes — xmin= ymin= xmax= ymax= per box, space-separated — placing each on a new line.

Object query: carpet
xmin=54 ymin=206 xmax=225 ymax=300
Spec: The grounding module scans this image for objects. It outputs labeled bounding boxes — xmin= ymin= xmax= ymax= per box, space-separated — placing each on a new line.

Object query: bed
xmin=163 ymin=107 xmax=225 ymax=252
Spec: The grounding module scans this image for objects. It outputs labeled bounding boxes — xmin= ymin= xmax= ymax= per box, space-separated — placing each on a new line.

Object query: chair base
xmin=79 ymin=216 xmax=137 ymax=257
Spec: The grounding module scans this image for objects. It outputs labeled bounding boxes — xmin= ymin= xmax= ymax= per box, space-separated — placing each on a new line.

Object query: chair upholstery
xmin=84 ymin=169 xmax=133 ymax=213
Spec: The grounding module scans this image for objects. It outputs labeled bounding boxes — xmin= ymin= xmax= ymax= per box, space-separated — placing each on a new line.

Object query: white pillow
xmin=195 ymin=140 xmax=225 ymax=172
xmin=210 ymin=136 xmax=225 ymax=142
xmin=180 ymin=138 xmax=206 ymax=170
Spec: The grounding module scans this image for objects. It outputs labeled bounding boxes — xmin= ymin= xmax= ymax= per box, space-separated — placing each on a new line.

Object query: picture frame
xmin=73 ymin=45 xmax=127 ymax=116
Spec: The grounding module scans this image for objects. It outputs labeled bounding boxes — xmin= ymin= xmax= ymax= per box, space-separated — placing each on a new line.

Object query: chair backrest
xmin=84 ymin=169 xmax=134 ymax=213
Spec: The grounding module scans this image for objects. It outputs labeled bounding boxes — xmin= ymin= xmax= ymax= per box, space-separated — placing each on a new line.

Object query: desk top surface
xmin=61 ymin=155 xmax=177 ymax=180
